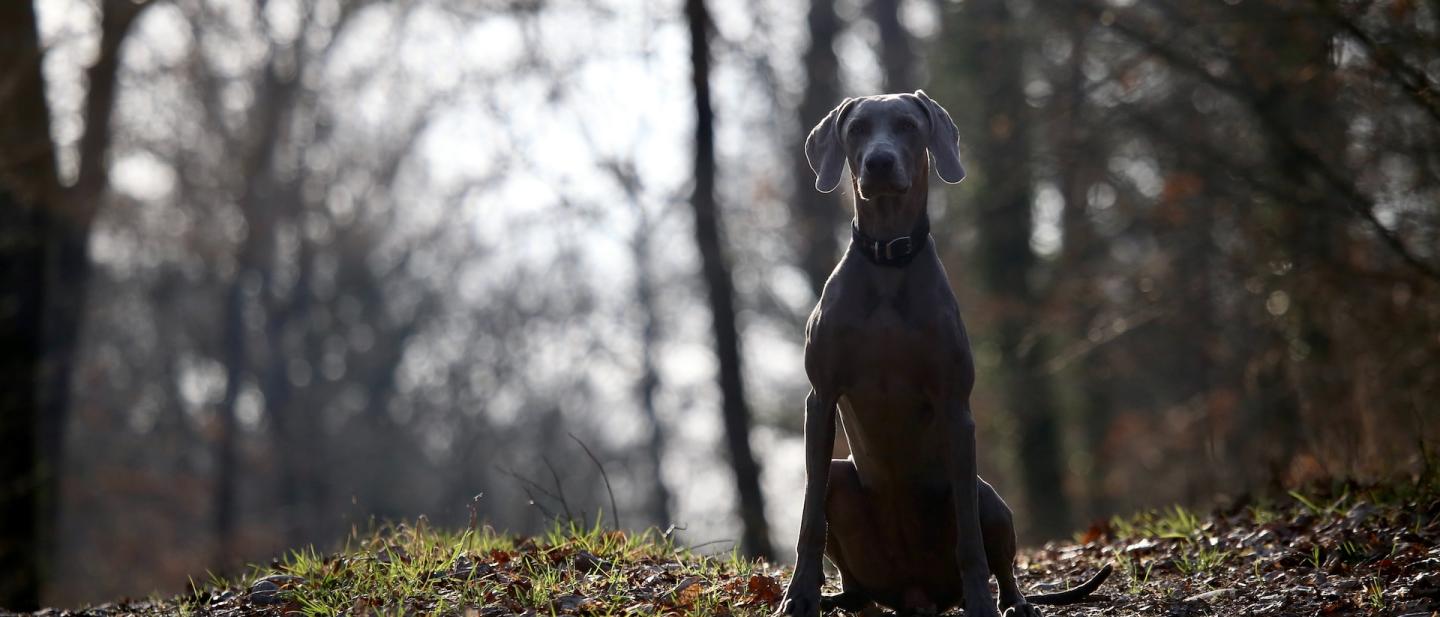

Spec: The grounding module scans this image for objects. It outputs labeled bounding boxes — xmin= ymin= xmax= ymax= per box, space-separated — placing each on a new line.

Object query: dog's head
xmin=804 ymin=90 xmax=965 ymax=199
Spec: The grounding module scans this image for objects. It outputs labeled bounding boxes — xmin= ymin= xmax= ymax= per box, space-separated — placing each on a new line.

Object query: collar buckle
xmin=852 ymin=218 xmax=930 ymax=267
xmin=884 ymin=236 xmax=913 ymax=261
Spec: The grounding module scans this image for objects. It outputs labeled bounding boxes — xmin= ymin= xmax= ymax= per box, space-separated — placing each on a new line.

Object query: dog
xmin=774 ymin=91 xmax=1111 ymax=617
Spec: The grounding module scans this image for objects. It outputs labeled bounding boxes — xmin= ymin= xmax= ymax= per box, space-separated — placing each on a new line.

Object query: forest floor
xmin=11 ymin=476 xmax=1440 ymax=617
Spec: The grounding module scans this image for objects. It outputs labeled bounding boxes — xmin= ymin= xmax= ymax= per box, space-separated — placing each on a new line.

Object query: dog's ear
xmin=913 ymin=90 xmax=965 ymax=184
xmin=804 ymin=97 xmax=855 ymax=193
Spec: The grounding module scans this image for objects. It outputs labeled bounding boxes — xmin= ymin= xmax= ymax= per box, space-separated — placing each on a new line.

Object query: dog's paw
xmin=773 ymin=589 xmax=822 ymax=617
xmin=775 ymin=565 xmax=827 ymax=617
xmin=1002 ymin=602 xmax=1043 ymax=617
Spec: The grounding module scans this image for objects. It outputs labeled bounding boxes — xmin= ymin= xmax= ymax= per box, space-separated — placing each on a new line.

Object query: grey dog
xmin=773 ymin=91 xmax=1111 ymax=617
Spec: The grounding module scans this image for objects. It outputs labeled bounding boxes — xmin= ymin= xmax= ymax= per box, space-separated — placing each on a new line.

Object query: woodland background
xmin=2 ymin=0 xmax=1437 ymax=609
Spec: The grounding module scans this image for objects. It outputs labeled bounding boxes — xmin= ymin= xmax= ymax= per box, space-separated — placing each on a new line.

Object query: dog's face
xmin=804 ymin=90 xmax=965 ymax=199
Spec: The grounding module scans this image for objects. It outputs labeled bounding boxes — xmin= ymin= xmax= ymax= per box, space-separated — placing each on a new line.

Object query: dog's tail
xmin=1025 ymin=564 xmax=1113 ymax=606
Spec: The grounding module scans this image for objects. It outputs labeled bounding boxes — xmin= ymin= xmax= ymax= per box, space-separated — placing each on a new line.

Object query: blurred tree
xmin=211 ymin=40 xmax=304 ymax=569
xmin=39 ymin=0 xmax=153 ymax=505
xmin=1021 ymin=0 xmax=1440 ymax=505
xmin=50 ymin=0 xmax=673 ymax=600
xmin=183 ymin=0 xmax=317 ymax=563
xmin=870 ymin=0 xmax=919 ymax=92
xmin=0 ymin=3 xmax=55 ymax=608
xmin=687 ymin=0 xmax=774 ymax=560
xmin=1046 ymin=11 xmax=1116 ymax=521
xmin=942 ymin=0 xmax=1072 ymax=538
xmin=0 ymin=0 xmax=149 ymax=606
xmin=791 ymin=0 xmax=845 ymax=299
xmin=604 ymin=158 xmax=674 ymax=529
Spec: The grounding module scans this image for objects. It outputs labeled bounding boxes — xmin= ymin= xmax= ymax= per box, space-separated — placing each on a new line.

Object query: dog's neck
xmin=850 ymin=166 xmax=930 ymax=241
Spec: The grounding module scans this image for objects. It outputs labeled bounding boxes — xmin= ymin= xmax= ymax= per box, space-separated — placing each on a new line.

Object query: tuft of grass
xmin=1363 ymin=578 xmax=1386 ymax=611
xmin=1307 ymin=544 xmax=1325 ymax=570
xmin=1337 ymin=538 xmax=1366 ymax=563
xmin=1174 ymin=545 xmax=1231 ymax=577
xmin=1246 ymin=498 xmax=1282 ymax=526
xmin=1289 ymin=487 xmax=1349 ymax=517
xmin=1111 ymin=505 xmax=1204 ymax=542
xmin=1115 ymin=554 xmax=1154 ymax=596
xmin=177 ymin=517 xmax=785 ymax=616
xmin=1113 ymin=504 xmax=1237 ymax=579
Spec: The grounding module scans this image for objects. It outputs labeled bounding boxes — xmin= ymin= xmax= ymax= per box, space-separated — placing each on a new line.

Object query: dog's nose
xmin=863 ymin=152 xmax=896 ymax=177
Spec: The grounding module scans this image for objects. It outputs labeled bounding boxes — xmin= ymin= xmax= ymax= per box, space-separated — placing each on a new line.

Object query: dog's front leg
xmin=776 ymin=389 xmax=837 ymax=617
xmin=947 ymin=400 xmax=1001 ymax=617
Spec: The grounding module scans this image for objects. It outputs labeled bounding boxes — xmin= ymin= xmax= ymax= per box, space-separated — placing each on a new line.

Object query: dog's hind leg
xmin=979 ymin=479 xmax=1042 ymax=617
xmin=820 ymin=459 xmax=878 ymax=613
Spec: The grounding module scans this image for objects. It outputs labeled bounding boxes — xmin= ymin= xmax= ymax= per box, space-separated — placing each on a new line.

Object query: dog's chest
xmin=823 ymin=285 xmax=958 ymax=387
xmin=826 ymin=292 xmax=952 ymax=423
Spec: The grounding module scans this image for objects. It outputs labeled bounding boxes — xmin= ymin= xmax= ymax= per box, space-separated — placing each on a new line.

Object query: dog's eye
xmin=895 ymin=119 xmax=918 ymax=133
xmin=847 ymin=119 xmax=870 ymax=137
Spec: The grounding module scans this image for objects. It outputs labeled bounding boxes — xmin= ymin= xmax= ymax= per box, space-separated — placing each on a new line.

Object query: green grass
xmin=180 ymin=518 xmax=783 ymax=616
xmin=1364 ymin=578 xmax=1386 ymax=611
xmin=1112 ymin=505 xmax=1232 ymax=577
xmin=1246 ymin=498 xmax=1282 ymax=525
xmin=1289 ymin=487 xmax=1350 ymax=517
xmin=79 ymin=473 xmax=1438 ymax=616
xmin=1174 ymin=545 xmax=1231 ymax=577
xmin=1110 ymin=505 xmax=1205 ymax=543
xmin=1115 ymin=553 xmax=1154 ymax=595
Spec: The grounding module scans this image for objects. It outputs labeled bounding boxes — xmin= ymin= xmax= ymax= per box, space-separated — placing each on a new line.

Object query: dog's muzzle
xmin=858 ymin=151 xmax=910 ymax=196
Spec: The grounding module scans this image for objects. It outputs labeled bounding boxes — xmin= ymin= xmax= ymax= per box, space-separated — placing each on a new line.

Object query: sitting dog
xmin=774 ymin=91 xmax=1111 ymax=617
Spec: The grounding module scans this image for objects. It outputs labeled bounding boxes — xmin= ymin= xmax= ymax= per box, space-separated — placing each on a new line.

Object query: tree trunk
xmin=1 ymin=1 xmax=142 ymax=605
xmin=213 ymin=269 xmax=248 ymax=567
xmin=635 ymin=245 xmax=673 ymax=528
xmin=612 ymin=162 xmax=675 ymax=529
xmin=209 ymin=50 xmax=302 ymax=563
xmin=870 ymin=0 xmax=919 ymax=92
xmin=1053 ymin=15 xmax=1115 ymax=522
xmin=685 ymin=0 xmax=774 ymax=560
xmin=791 ymin=0 xmax=845 ymax=299
xmin=0 ymin=5 xmax=57 ymax=609
xmin=1256 ymin=9 xmax=1346 ymax=484
xmin=964 ymin=0 xmax=1071 ymax=539
xmin=38 ymin=0 xmax=149 ymax=548
xmin=0 ymin=194 xmax=46 ymax=611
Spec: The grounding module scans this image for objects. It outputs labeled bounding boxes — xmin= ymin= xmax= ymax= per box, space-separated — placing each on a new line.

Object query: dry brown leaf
xmin=744 ymin=574 xmax=783 ymax=606
xmin=668 ymin=576 xmax=703 ymax=607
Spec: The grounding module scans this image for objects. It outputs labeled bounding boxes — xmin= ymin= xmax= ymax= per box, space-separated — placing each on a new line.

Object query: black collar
xmin=851 ymin=217 xmax=930 ymax=267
